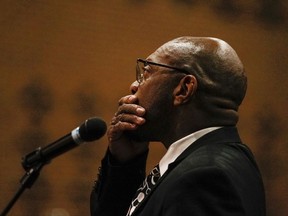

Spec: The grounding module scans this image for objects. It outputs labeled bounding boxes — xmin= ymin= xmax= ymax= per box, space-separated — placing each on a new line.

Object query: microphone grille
xmin=79 ymin=117 xmax=107 ymax=141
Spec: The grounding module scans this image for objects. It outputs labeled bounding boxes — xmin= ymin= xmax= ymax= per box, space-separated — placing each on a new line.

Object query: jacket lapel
xmin=130 ymin=127 xmax=241 ymax=215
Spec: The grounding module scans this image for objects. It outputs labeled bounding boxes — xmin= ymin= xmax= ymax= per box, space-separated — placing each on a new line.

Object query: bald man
xmin=90 ymin=37 xmax=266 ymax=216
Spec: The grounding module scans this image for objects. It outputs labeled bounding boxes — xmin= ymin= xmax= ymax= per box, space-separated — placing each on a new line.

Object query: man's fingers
xmin=118 ymin=95 xmax=137 ymax=106
xmin=116 ymin=104 xmax=145 ymax=117
xmin=111 ymin=113 xmax=145 ymax=129
xmin=108 ymin=121 xmax=137 ymax=141
xmin=108 ymin=94 xmax=146 ymax=143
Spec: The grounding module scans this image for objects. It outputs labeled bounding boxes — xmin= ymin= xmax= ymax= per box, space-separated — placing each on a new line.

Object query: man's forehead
xmin=160 ymin=39 xmax=208 ymax=58
xmin=146 ymin=40 xmax=198 ymax=63
xmin=157 ymin=37 xmax=235 ymax=61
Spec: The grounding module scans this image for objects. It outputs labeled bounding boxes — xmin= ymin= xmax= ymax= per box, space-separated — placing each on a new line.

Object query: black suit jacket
xmin=90 ymin=127 xmax=266 ymax=216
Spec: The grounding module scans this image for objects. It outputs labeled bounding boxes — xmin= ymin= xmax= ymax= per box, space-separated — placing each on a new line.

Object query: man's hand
xmin=107 ymin=95 xmax=149 ymax=162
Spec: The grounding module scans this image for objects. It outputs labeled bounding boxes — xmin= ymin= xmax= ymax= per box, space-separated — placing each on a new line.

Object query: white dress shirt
xmin=158 ymin=127 xmax=221 ymax=176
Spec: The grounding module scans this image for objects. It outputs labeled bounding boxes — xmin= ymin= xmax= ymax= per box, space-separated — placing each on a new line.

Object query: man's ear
xmin=173 ymin=75 xmax=197 ymax=106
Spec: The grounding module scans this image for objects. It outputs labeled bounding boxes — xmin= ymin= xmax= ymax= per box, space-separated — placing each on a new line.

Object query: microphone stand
xmin=0 ymin=162 xmax=45 ymax=216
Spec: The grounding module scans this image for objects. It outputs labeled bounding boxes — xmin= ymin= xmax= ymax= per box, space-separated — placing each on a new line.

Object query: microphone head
xmin=79 ymin=117 xmax=107 ymax=141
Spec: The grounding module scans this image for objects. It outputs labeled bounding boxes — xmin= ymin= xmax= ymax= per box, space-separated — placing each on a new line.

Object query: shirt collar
xmin=158 ymin=127 xmax=221 ymax=176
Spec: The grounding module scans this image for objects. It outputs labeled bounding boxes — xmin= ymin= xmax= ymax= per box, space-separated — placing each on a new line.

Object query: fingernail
xmin=136 ymin=107 xmax=145 ymax=114
xmin=137 ymin=117 xmax=145 ymax=124
xmin=128 ymin=95 xmax=136 ymax=102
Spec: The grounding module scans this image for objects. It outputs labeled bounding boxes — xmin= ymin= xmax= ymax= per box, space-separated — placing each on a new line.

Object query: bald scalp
xmin=162 ymin=37 xmax=247 ymax=111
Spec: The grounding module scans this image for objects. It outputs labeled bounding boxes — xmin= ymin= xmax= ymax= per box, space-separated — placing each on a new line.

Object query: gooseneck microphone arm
xmin=0 ymin=162 xmax=45 ymax=216
xmin=0 ymin=117 xmax=107 ymax=216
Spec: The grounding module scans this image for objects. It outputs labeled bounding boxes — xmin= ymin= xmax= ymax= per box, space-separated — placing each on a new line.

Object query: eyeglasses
xmin=136 ymin=58 xmax=190 ymax=84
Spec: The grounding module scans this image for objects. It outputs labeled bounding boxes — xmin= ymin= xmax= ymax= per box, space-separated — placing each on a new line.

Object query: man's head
xmin=129 ymin=36 xmax=247 ymax=145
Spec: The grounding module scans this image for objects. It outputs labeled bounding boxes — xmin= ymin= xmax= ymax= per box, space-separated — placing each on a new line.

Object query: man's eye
xmin=143 ymin=64 xmax=152 ymax=73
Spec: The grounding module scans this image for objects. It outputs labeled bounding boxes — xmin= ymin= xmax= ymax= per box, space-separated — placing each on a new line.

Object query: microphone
xmin=22 ymin=117 xmax=107 ymax=170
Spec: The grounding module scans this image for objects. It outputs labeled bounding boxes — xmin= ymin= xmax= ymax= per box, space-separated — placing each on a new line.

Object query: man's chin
xmin=124 ymin=130 xmax=155 ymax=142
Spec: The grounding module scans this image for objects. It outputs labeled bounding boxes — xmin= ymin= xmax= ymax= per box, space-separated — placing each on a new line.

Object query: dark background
xmin=0 ymin=1 xmax=287 ymax=215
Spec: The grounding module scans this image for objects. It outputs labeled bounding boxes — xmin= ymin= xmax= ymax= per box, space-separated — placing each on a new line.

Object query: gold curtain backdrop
xmin=0 ymin=1 xmax=287 ymax=215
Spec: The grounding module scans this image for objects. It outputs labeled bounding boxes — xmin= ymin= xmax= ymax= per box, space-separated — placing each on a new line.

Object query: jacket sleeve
xmin=90 ymin=149 xmax=148 ymax=216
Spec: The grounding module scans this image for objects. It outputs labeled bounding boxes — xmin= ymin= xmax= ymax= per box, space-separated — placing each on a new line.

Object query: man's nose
xmin=130 ymin=81 xmax=139 ymax=94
